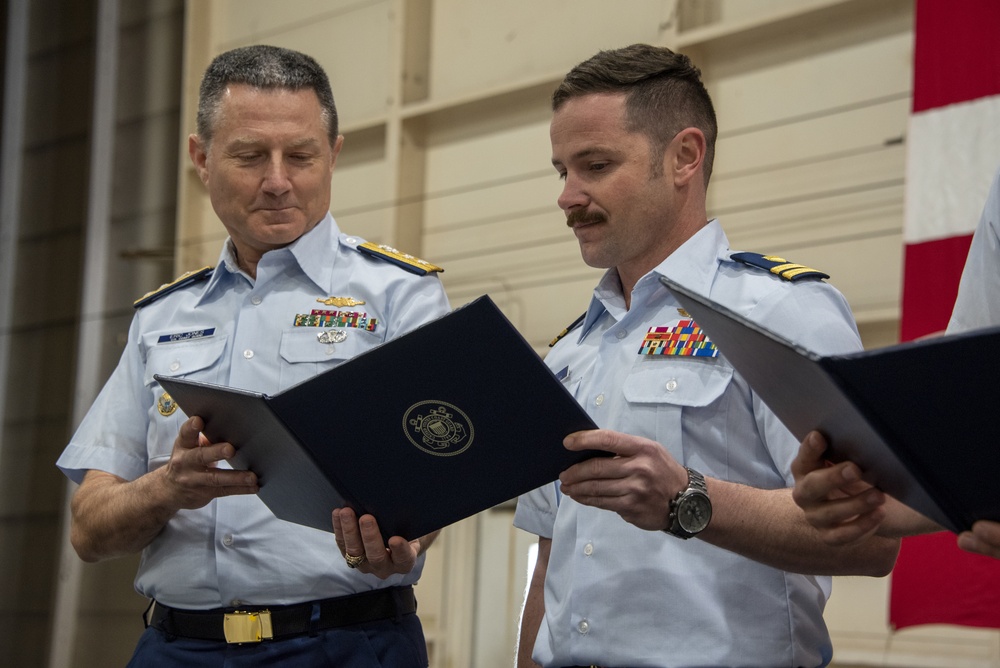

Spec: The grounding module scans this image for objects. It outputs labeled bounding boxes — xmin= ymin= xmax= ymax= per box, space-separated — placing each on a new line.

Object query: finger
xmin=213 ymin=483 xmax=260 ymax=497
xmin=386 ymin=535 xmax=418 ymax=573
xmin=958 ymin=521 xmax=1000 ymax=559
xmin=792 ymin=461 xmax=864 ymax=507
xmin=334 ymin=507 xmax=365 ymax=557
xmin=180 ymin=440 xmax=236 ymax=469
xmin=972 ymin=520 xmax=1000 ymax=544
xmin=803 ymin=487 xmax=885 ymax=531
xmin=817 ymin=505 xmax=887 ymax=547
xmin=560 ymin=474 xmax=629 ymax=501
xmin=791 ymin=431 xmax=828 ymax=481
xmin=332 ymin=508 xmax=347 ymax=551
xmin=559 ymin=454 xmax=630 ymax=487
xmin=563 ymin=429 xmax=648 ymax=456
xmin=203 ymin=467 xmax=257 ymax=491
xmin=358 ymin=515 xmax=390 ymax=563
xmin=175 ymin=416 xmax=205 ymax=451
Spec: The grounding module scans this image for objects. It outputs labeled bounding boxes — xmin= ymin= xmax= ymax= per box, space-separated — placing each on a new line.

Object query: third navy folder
xmin=155 ymin=296 xmax=600 ymax=540
xmin=659 ymin=275 xmax=1000 ymax=533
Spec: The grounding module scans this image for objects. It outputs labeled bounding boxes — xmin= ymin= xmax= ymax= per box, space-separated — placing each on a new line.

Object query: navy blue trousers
xmin=126 ymin=613 xmax=428 ymax=667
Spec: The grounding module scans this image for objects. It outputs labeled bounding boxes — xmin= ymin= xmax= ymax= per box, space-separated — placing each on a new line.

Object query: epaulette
xmin=549 ymin=312 xmax=586 ymax=347
xmin=357 ymin=242 xmax=443 ymax=276
xmin=730 ymin=252 xmax=829 ymax=281
xmin=133 ymin=266 xmax=214 ymax=309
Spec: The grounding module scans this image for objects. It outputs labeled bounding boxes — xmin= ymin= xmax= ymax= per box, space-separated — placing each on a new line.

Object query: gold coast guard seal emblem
xmin=404 ymin=401 xmax=474 ymax=457
xmin=157 ymin=391 xmax=178 ymax=417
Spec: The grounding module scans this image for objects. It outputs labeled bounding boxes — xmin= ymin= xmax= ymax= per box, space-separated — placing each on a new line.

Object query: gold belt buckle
xmin=223 ymin=610 xmax=273 ymax=644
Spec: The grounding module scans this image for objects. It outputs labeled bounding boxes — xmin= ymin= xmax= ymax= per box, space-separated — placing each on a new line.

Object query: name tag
xmin=157 ymin=328 xmax=215 ymax=344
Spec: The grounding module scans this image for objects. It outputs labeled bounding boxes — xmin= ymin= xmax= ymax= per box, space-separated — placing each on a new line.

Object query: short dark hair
xmin=196 ymin=45 xmax=339 ymax=145
xmin=553 ymin=44 xmax=717 ymax=183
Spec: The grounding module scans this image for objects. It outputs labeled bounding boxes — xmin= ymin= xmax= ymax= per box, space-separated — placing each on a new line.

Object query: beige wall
xmin=27 ymin=0 xmax=996 ymax=665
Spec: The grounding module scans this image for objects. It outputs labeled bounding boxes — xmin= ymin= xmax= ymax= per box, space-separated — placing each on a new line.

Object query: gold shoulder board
xmin=730 ymin=252 xmax=829 ymax=281
xmin=549 ymin=312 xmax=586 ymax=347
xmin=133 ymin=266 xmax=214 ymax=309
xmin=357 ymin=242 xmax=443 ymax=276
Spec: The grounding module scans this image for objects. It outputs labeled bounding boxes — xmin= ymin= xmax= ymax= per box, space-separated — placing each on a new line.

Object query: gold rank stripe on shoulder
xmin=357 ymin=242 xmax=443 ymax=276
xmin=730 ymin=252 xmax=830 ymax=282
xmin=549 ymin=312 xmax=586 ymax=347
xmin=133 ymin=266 xmax=214 ymax=308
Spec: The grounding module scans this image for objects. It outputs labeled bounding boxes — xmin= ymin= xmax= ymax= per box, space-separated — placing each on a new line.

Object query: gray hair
xmin=196 ymin=45 xmax=338 ymax=145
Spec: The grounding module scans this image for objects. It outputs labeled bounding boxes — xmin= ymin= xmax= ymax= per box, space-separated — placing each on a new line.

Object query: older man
xmin=57 ymin=45 xmax=449 ymax=666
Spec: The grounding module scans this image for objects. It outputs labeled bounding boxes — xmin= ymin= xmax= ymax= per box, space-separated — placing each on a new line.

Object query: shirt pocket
xmin=623 ymin=361 xmax=733 ymax=407
xmin=143 ymin=335 xmax=229 ymax=386
xmin=622 ymin=361 xmax=734 ymax=453
xmin=278 ymin=327 xmax=385 ymax=388
xmin=143 ymin=335 xmax=229 ymax=462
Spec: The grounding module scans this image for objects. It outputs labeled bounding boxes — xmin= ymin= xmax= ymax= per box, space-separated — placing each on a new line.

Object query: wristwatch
xmin=664 ymin=467 xmax=712 ymax=539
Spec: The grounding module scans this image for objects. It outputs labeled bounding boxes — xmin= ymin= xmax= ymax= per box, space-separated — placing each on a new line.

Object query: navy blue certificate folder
xmin=659 ymin=275 xmax=1000 ymax=533
xmin=155 ymin=296 xmax=599 ymax=540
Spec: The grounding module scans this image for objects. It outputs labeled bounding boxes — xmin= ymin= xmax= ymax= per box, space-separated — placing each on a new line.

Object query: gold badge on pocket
xmin=157 ymin=391 xmax=178 ymax=416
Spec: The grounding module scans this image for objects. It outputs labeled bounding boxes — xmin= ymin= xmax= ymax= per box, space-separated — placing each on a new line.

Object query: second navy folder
xmin=659 ymin=274 xmax=1000 ymax=534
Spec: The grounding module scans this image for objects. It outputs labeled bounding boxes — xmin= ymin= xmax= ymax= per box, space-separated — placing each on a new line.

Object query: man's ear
xmin=330 ymin=134 xmax=345 ymax=171
xmin=188 ymin=134 xmax=209 ymax=185
xmin=670 ymin=127 xmax=707 ymax=187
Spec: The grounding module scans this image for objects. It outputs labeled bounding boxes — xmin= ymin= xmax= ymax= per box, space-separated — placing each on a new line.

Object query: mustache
xmin=566 ymin=210 xmax=607 ymax=227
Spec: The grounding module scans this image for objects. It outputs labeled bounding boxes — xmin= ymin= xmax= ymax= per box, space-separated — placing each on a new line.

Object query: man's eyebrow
xmin=552 ymin=147 xmax=611 ymax=167
xmin=224 ymin=137 xmax=323 ymax=151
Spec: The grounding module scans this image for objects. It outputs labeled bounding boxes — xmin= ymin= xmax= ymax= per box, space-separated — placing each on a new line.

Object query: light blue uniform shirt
xmin=515 ymin=220 xmax=862 ymax=668
xmin=949 ymin=166 xmax=1000 ymax=333
xmin=57 ymin=214 xmax=451 ymax=609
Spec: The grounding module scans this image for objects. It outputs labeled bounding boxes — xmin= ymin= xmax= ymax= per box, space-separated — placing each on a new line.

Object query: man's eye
xmin=236 ymin=154 xmax=260 ymax=163
xmin=590 ymin=162 xmax=608 ymax=172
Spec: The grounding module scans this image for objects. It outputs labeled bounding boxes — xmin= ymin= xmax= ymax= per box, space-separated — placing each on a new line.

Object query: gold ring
xmin=344 ymin=552 xmax=366 ymax=569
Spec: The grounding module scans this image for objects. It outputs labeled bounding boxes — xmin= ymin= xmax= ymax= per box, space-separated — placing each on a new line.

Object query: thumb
xmin=177 ymin=415 xmax=205 ymax=449
xmin=791 ymin=431 xmax=827 ymax=480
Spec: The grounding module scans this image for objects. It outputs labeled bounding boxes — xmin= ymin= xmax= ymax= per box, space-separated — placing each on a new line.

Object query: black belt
xmin=147 ymin=586 xmax=416 ymax=643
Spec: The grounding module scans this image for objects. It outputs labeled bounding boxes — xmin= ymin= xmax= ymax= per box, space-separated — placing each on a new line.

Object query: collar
xmin=574 ymin=219 xmax=729 ymax=341
xmin=288 ymin=213 xmax=339 ymax=292
xmin=197 ymin=213 xmax=338 ymax=305
xmin=653 ymin=218 xmax=728 ymax=296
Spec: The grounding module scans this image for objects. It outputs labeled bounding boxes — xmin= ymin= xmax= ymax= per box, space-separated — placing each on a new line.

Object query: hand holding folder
xmin=659 ymin=275 xmax=1000 ymax=534
xmin=156 ymin=296 xmax=603 ymax=541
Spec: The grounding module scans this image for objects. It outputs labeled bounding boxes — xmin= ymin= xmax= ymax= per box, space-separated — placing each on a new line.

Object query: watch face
xmin=677 ymin=493 xmax=712 ymax=533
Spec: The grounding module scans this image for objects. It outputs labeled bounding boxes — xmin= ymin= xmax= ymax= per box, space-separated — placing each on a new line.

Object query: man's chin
xmin=577 ymin=245 xmax=614 ymax=270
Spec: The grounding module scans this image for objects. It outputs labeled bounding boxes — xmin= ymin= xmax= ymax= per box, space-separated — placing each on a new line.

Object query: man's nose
xmin=262 ymin=157 xmax=292 ymax=195
xmin=557 ymin=175 xmax=588 ymax=212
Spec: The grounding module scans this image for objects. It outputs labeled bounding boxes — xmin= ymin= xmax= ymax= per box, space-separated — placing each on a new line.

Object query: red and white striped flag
xmin=890 ymin=0 xmax=1000 ymax=631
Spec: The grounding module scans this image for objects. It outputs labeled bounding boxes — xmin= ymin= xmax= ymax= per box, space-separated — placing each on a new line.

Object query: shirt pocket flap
xmin=279 ymin=327 xmax=383 ymax=363
xmin=143 ymin=336 xmax=228 ymax=385
xmin=623 ymin=363 xmax=733 ymax=407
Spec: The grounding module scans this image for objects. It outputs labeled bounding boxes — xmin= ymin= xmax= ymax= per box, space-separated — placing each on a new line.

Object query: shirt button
xmin=231 ymin=599 xmax=242 ymax=607
xmin=665 ymin=378 xmax=678 ymax=392
xmin=223 ymin=534 xmax=234 ymax=546
xmin=243 ymin=349 xmax=254 ymax=359
xmin=615 ymin=329 xmax=627 ymax=339
xmin=578 ymin=619 xmax=590 ymax=634
xmin=169 ymin=361 xmax=180 ymax=372
xmin=595 ymin=393 xmax=604 ymax=406
xmin=583 ymin=543 xmax=594 ymax=556
xmin=346 ymin=237 xmax=357 ymax=244
xmin=250 ymin=295 xmax=262 ymax=305
xmin=325 ymin=347 xmax=336 ymax=355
